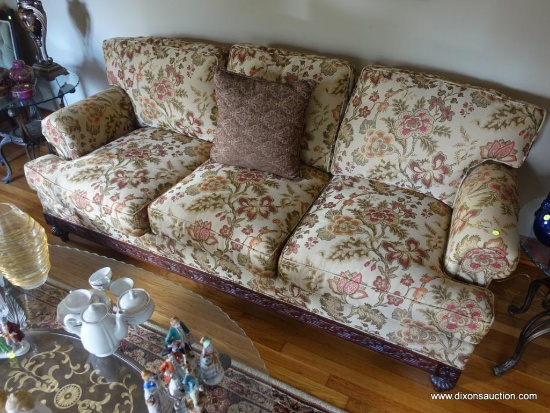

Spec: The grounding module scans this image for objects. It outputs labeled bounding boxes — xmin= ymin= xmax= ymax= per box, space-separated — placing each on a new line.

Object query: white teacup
xmin=63 ymin=289 xmax=93 ymax=313
xmin=62 ymin=289 xmax=94 ymax=335
xmin=110 ymin=277 xmax=134 ymax=297
xmin=89 ymin=267 xmax=113 ymax=291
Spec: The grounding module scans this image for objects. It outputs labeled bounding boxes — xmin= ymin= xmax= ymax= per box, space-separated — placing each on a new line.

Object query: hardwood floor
xmin=2 ymin=144 xmax=550 ymax=412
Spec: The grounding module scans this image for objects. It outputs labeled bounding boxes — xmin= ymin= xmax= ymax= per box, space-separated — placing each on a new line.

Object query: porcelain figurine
xmin=167 ymin=375 xmax=186 ymax=401
xmin=158 ymin=355 xmax=176 ymax=386
xmin=159 ymin=352 xmax=185 ymax=387
xmin=0 ymin=318 xmax=29 ymax=359
xmin=164 ymin=316 xmax=193 ymax=355
xmin=141 ymin=369 xmax=173 ymax=413
xmin=199 ymin=336 xmax=224 ymax=386
xmin=183 ymin=345 xmax=198 ymax=376
xmin=166 ymin=338 xmax=182 ymax=355
xmin=4 ymin=390 xmax=52 ymax=413
xmin=181 ymin=359 xmax=203 ymax=411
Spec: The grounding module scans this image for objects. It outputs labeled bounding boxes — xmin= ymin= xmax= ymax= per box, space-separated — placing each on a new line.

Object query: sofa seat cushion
xmin=277 ymin=175 xmax=495 ymax=369
xmin=24 ymin=127 xmax=212 ymax=236
xmin=331 ymin=66 xmax=547 ymax=206
xmin=227 ymin=44 xmax=355 ymax=173
xmin=148 ymin=161 xmax=330 ymax=280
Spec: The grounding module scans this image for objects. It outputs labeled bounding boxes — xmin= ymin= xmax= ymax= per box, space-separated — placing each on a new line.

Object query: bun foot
xmin=430 ymin=374 xmax=456 ymax=392
xmin=52 ymin=225 xmax=69 ymax=242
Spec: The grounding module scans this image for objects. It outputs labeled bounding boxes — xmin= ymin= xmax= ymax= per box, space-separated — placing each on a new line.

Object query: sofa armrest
xmin=42 ymin=86 xmax=137 ymax=160
xmin=444 ymin=161 xmax=520 ymax=286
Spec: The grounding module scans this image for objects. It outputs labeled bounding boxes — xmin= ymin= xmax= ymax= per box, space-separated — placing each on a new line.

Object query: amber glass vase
xmin=0 ymin=203 xmax=50 ymax=289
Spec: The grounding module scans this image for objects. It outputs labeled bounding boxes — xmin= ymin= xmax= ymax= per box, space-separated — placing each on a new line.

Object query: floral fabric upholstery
xmin=103 ymin=37 xmax=228 ymax=142
xmin=445 ymin=162 xmax=520 ymax=285
xmin=42 ymin=86 xmax=137 ymax=160
xmin=148 ymin=162 xmax=330 ymax=282
xmin=25 ymin=128 xmax=212 ymax=236
xmin=25 ymin=37 xmax=549 ymax=380
xmin=277 ymin=175 xmax=494 ymax=369
xmin=332 ymin=66 xmax=547 ymax=206
xmin=227 ymin=44 xmax=355 ymax=173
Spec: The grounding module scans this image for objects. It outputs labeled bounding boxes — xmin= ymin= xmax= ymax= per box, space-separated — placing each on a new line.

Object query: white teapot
xmin=64 ymin=302 xmax=128 ymax=357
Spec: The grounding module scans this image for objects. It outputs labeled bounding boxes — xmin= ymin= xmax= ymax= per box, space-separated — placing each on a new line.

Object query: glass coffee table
xmin=0 ymin=244 xmax=273 ymax=412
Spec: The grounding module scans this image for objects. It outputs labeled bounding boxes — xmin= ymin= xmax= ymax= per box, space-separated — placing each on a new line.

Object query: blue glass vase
xmin=533 ymin=193 xmax=550 ymax=247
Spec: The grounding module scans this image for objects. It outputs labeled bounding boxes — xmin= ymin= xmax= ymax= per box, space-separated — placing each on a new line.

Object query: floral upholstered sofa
xmin=24 ymin=36 xmax=547 ymax=391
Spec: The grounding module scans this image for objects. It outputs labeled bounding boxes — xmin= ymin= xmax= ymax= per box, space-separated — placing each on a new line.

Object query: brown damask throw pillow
xmin=210 ymin=67 xmax=314 ymax=180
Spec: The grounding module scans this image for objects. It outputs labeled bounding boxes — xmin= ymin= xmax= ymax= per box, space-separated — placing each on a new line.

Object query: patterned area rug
xmin=0 ymin=282 xmax=343 ymax=413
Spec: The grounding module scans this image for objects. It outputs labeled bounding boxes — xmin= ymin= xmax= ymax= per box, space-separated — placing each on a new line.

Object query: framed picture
xmin=0 ymin=9 xmax=21 ymax=69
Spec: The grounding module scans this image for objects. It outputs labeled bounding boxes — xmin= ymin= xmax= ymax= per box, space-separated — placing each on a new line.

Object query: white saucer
xmin=57 ymin=290 xmax=111 ymax=332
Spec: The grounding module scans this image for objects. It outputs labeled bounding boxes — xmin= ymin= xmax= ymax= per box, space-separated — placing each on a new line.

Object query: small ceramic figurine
xmin=199 ymin=336 xmax=224 ymax=386
xmin=166 ymin=338 xmax=183 ymax=356
xmin=159 ymin=352 xmax=186 ymax=397
xmin=141 ymin=369 xmax=174 ymax=413
xmin=164 ymin=317 xmax=193 ymax=355
xmin=0 ymin=318 xmax=29 ymax=359
xmin=4 ymin=390 xmax=52 ymax=413
xmin=158 ymin=353 xmax=176 ymax=385
xmin=181 ymin=359 xmax=202 ymax=411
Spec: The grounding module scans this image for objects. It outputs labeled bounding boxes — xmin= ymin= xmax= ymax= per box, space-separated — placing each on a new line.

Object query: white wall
xmin=8 ymin=0 xmax=550 ymax=208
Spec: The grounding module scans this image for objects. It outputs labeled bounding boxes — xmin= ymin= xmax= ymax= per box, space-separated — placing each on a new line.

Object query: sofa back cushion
xmin=103 ymin=37 xmax=228 ymax=142
xmin=227 ymin=43 xmax=355 ymax=173
xmin=331 ymin=66 xmax=547 ymax=206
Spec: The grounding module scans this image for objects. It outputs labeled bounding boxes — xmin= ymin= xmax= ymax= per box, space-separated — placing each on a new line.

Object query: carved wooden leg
xmin=430 ymin=375 xmax=456 ymax=392
xmin=51 ymin=226 xmax=69 ymax=242
xmin=429 ymin=365 xmax=460 ymax=392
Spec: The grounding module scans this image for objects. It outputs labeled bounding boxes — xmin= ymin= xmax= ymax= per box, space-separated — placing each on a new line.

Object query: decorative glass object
xmin=10 ymin=83 xmax=34 ymax=100
xmin=0 ymin=203 xmax=50 ymax=289
xmin=9 ymin=60 xmax=34 ymax=85
xmin=533 ymin=192 xmax=550 ymax=247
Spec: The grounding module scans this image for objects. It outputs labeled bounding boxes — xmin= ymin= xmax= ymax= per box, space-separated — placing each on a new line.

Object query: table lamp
xmin=16 ymin=0 xmax=68 ymax=80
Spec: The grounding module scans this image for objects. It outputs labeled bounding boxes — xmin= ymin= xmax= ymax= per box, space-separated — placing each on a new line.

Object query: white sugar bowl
xmin=117 ymin=288 xmax=154 ymax=325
